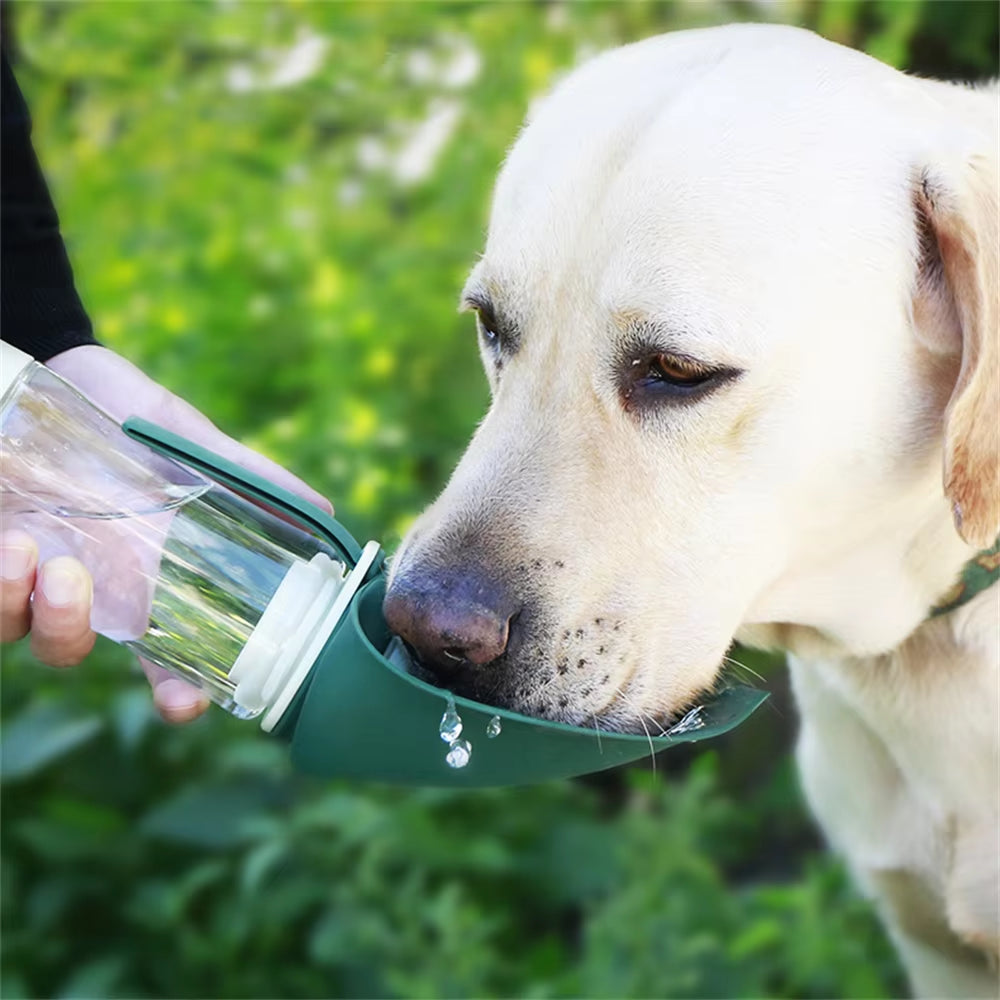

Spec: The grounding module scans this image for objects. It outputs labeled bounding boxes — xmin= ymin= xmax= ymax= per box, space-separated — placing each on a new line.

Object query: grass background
xmin=2 ymin=2 xmax=997 ymax=997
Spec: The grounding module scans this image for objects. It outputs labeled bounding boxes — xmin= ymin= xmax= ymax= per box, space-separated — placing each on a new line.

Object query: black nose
xmin=383 ymin=566 xmax=517 ymax=675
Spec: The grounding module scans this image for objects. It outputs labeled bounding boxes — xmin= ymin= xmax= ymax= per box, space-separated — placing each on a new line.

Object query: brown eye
xmin=622 ymin=350 xmax=742 ymax=410
xmin=643 ymin=353 xmax=713 ymax=388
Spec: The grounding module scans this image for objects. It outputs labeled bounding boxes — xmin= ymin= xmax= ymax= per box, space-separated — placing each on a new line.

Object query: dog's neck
xmin=737 ymin=490 xmax=992 ymax=663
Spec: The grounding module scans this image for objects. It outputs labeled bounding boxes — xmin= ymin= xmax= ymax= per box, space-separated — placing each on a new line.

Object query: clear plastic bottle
xmin=0 ymin=341 xmax=349 ymax=721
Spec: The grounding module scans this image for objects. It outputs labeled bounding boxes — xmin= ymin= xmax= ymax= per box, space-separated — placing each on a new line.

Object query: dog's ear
xmin=913 ymin=153 xmax=999 ymax=548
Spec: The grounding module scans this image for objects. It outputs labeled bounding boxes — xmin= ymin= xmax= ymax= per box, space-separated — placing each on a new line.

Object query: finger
xmin=0 ymin=530 xmax=39 ymax=641
xmin=30 ymin=557 xmax=97 ymax=667
xmin=141 ymin=660 xmax=210 ymax=724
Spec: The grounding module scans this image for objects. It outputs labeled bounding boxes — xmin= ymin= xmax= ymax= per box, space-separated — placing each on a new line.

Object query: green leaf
xmin=240 ymin=838 xmax=289 ymax=894
xmin=111 ymin=687 xmax=156 ymax=750
xmin=0 ymin=702 xmax=103 ymax=782
xmin=56 ymin=956 xmax=126 ymax=1000
xmin=527 ymin=818 xmax=620 ymax=904
xmin=0 ymin=971 xmax=31 ymax=999
xmin=140 ymin=779 xmax=286 ymax=848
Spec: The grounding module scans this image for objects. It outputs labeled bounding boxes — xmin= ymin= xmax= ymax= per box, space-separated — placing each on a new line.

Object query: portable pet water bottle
xmin=0 ymin=340 xmax=382 ymax=727
xmin=0 ymin=340 xmax=767 ymax=786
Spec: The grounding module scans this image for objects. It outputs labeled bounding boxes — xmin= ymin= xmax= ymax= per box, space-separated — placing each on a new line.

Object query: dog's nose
xmin=383 ymin=567 xmax=517 ymax=673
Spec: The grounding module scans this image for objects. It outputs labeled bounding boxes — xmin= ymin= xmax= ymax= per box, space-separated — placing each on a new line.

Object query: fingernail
xmin=155 ymin=678 xmax=209 ymax=723
xmin=39 ymin=558 xmax=92 ymax=608
xmin=0 ymin=531 xmax=37 ymax=581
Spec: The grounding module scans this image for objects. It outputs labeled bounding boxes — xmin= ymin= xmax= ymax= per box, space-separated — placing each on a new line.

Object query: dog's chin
xmin=531 ymin=654 xmax=729 ymax=736
xmin=404 ymin=638 xmax=717 ymax=736
xmin=587 ymin=692 xmax=709 ymax=737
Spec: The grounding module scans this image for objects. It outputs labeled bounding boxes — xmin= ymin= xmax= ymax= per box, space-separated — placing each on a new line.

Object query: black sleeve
xmin=1 ymin=49 xmax=99 ymax=361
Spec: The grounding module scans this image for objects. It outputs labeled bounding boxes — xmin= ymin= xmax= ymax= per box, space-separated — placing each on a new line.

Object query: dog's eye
xmin=622 ymin=351 xmax=741 ymax=410
xmin=475 ymin=308 xmax=501 ymax=348
xmin=640 ymin=354 xmax=714 ymax=389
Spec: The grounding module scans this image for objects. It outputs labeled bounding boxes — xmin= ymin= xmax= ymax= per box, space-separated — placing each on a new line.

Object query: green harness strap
xmin=929 ymin=537 xmax=1000 ymax=618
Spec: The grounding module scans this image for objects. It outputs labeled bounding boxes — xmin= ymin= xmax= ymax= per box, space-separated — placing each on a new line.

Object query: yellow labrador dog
xmin=383 ymin=24 xmax=999 ymax=998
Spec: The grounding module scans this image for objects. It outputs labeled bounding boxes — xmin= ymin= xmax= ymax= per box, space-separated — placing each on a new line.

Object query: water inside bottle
xmin=6 ymin=476 xmax=342 ymax=719
xmin=128 ymin=486 xmax=342 ymax=718
xmin=0 ymin=480 xmax=210 ymax=520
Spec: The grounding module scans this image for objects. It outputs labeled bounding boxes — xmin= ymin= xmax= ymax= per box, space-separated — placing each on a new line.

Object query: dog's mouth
xmin=399 ymin=635 xmax=733 ymax=738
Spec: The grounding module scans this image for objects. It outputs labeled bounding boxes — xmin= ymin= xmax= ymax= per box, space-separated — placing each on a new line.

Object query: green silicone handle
xmin=122 ymin=417 xmax=364 ymax=567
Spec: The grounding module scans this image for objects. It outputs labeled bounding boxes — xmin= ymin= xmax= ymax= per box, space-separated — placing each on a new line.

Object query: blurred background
xmin=1 ymin=2 xmax=996 ymax=997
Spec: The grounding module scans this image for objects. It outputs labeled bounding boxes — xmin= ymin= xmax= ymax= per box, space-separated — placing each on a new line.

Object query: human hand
xmin=0 ymin=344 xmax=333 ymax=723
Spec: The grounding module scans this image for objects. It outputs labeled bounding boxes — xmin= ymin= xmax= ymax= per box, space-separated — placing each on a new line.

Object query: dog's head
xmin=384 ymin=25 xmax=998 ymax=731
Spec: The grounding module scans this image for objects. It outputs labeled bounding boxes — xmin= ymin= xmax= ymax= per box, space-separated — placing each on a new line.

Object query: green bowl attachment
xmin=286 ymin=575 xmax=769 ymax=786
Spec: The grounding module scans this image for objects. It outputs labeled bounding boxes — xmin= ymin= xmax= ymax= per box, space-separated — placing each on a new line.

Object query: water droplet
xmin=439 ymin=697 xmax=463 ymax=743
xmin=445 ymin=738 xmax=472 ymax=769
xmin=486 ymin=715 xmax=502 ymax=738
xmin=667 ymin=705 xmax=706 ymax=736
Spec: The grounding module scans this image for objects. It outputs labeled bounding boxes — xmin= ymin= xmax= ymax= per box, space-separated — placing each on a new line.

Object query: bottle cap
xmin=260 ymin=540 xmax=383 ymax=731
xmin=227 ymin=552 xmax=347 ymax=716
xmin=0 ymin=341 xmax=35 ymax=400
xmin=227 ymin=540 xmax=384 ymax=728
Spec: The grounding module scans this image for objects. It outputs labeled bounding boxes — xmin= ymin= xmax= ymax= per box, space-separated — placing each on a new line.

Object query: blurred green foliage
xmin=2 ymin=2 xmax=995 ymax=998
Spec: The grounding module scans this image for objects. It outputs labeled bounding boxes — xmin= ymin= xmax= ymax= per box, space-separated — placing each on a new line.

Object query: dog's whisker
xmin=637 ymin=711 xmax=656 ymax=775
xmin=722 ymin=652 xmax=766 ymax=685
xmin=590 ymin=712 xmax=603 ymax=753
xmin=613 ymin=684 xmax=668 ymax=737
xmin=613 ymin=685 xmax=665 ymax=769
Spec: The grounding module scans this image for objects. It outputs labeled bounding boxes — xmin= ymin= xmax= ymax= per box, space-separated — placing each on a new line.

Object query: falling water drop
xmin=486 ymin=715 xmax=502 ymax=738
xmin=439 ymin=696 xmax=463 ymax=743
xmin=445 ymin=738 xmax=472 ymax=769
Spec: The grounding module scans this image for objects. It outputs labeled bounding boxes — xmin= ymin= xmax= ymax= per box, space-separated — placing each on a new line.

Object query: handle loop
xmin=123 ymin=416 xmax=365 ymax=567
